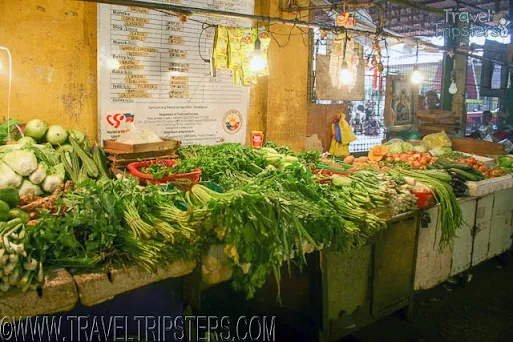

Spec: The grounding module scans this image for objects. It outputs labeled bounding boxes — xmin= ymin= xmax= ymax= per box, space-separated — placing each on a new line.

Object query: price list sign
xmin=98 ymin=0 xmax=254 ymax=144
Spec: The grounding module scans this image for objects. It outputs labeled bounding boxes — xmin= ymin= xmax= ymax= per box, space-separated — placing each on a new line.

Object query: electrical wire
xmin=198 ymin=23 xmax=215 ymax=63
xmin=0 ymin=46 xmax=13 ymax=138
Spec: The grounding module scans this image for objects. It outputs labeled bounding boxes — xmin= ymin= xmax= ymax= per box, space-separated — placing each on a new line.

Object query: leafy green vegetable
xmin=0 ymin=119 xmax=20 ymax=144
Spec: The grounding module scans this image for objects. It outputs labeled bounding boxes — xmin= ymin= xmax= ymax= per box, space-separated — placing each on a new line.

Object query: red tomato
xmin=473 ymin=164 xmax=479 ymax=169
xmin=413 ymin=161 xmax=421 ymax=168
xmin=413 ymin=153 xmax=421 ymax=160
xmin=400 ymin=155 xmax=407 ymax=161
xmin=492 ymin=170 xmax=503 ymax=177
xmin=468 ymin=158 xmax=476 ymax=165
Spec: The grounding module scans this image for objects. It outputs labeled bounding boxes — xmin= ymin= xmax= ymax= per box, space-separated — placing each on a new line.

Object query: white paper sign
xmin=97 ymin=0 xmax=254 ymax=145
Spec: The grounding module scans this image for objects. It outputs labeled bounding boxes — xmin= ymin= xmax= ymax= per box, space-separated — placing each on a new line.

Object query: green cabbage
xmin=413 ymin=145 xmax=427 ymax=153
xmin=0 ymin=162 xmax=22 ymax=189
xmin=3 ymin=150 xmax=38 ymax=176
xmin=18 ymin=180 xmax=43 ymax=197
xmin=429 ymin=146 xmax=452 ymax=156
xmin=401 ymin=142 xmax=414 ymax=153
xmin=388 ymin=142 xmax=403 ymax=154
xmin=41 ymin=175 xmax=63 ymax=193
xmin=29 ymin=163 xmax=48 ymax=185
xmin=41 ymin=164 xmax=65 ymax=193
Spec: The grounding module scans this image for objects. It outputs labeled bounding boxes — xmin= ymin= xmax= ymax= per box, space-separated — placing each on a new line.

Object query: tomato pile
xmin=383 ymin=152 xmax=438 ymax=170
xmin=444 ymin=157 xmax=504 ymax=178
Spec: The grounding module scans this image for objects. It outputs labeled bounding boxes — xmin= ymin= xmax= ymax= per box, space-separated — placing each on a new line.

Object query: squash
xmin=343 ymin=155 xmax=355 ymax=165
xmin=368 ymin=145 xmax=389 ymax=162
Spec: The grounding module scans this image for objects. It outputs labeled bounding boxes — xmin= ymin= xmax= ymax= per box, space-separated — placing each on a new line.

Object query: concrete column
xmin=246 ymin=0 xmax=310 ymax=151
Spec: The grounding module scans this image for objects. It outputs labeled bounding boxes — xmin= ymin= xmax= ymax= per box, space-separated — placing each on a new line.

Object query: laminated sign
xmin=97 ymin=0 xmax=254 ymax=145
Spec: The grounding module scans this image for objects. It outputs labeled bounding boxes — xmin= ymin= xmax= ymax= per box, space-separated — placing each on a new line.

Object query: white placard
xmin=97 ymin=0 xmax=254 ymax=145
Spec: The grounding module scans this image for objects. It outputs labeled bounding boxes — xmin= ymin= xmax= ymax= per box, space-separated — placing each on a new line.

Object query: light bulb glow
xmin=250 ymin=54 xmax=265 ymax=73
xmin=449 ymin=81 xmax=458 ymax=94
xmin=411 ymin=69 xmax=423 ymax=84
xmin=339 ymin=66 xmax=353 ymax=85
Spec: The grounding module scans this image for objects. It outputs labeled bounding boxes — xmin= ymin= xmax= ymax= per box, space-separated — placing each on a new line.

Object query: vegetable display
xmin=1 ymin=118 xmax=507 ymax=302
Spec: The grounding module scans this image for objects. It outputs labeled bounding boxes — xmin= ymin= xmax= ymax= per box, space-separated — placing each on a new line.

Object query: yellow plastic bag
xmin=422 ymin=131 xmax=452 ymax=149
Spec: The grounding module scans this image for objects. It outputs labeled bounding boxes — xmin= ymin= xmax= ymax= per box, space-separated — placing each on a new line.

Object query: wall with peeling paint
xmin=0 ymin=0 xmax=98 ymax=139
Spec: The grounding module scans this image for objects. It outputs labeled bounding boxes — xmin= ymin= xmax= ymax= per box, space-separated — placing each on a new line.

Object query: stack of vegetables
xmin=497 ymin=155 xmax=513 ymax=174
xmin=0 ymin=123 xmax=472 ymax=301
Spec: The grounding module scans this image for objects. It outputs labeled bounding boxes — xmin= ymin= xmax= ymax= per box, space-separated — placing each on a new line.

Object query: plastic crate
xmin=127 ymin=159 xmax=201 ymax=187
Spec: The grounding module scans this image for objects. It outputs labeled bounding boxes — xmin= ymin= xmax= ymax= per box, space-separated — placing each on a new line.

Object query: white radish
xmin=23 ymin=258 xmax=38 ymax=271
xmin=9 ymin=254 xmax=18 ymax=263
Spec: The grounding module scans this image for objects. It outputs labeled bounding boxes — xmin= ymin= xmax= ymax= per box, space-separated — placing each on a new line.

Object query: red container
xmin=127 ymin=159 xmax=202 ymax=186
xmin=251 ymin=131 xmax=264 ymax=149
xmin=414 ymin=191 xmax=435 ymax=209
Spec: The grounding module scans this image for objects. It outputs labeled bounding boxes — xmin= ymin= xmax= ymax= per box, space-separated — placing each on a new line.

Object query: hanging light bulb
xmin=411 ymin=67 xmax=424 ymax=84
xmin=449 ymin=80 xmax=458 ymax=94
xmin=250 ymin=38 xmax=265 ymax=73
xmin=339 ymin=62 xmax=353 ymax=85
xmin=411 ymin=43 xmax=423 ymax=85
xmin=338 ymin=31 xmax=353 ymax=85
xmin=448 ymin=71 xmax=457 ymax=94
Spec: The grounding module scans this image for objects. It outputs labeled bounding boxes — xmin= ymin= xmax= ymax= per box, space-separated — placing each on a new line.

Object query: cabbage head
xmin=413 ymin=145 xmax=427 ymax=153
xmin=401 ymin=142 xmax=414 ymax=153
xmin=429 ymin=146 xmax=452 ymax=156
xmin=388 ymin=142 xmax=403 ymax=154
xmin=29 ymin=163 xmax=48 ymax=185
xmin=18 ymin=180 xmax=43 ymax=197
xmin=3 ymin=150 xmax=38 ymax=176
xmin=0 ymin=162 xmax=22 ymax=189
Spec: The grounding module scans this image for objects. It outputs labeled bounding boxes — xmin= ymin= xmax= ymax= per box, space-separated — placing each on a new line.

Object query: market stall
xmin=1 ymin=0 xmax=513 ymax=341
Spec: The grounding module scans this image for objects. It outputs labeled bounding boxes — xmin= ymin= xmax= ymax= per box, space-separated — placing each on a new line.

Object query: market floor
xmin=276 ymin=255 xmax=513 ymax=342
xmin=343 ymin=255 xmax=513 ymax=342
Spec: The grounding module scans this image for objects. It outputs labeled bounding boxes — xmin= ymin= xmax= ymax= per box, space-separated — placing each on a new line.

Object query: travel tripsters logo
xmin=434 ymin=10 xmax=510 ymax=38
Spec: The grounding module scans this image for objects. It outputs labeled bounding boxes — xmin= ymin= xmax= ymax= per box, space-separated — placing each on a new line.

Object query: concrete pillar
xmin=246 ymin=0 xmax=310 ymax=151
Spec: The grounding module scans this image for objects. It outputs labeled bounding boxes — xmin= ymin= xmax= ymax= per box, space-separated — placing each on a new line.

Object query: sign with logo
xmin=105 ymin=112 xmax=135 ymax=139
xmin=97 ymin=0 xmax=253 ymax=145
xmin=222 ymin=110 xmax=243 ymax=134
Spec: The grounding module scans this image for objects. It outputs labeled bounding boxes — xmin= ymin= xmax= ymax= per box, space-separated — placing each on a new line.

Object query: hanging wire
xmin=198 ymin=23 xmax=215 ymax=63
xmin=0 ymin=46 xmax=13 ymax=138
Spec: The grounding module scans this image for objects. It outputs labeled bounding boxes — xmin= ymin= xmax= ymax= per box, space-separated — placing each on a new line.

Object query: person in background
xmin=470 ymin=110 xmax=494 ymax=141
xmin=424 ymin=90 xmax=440 ymax=110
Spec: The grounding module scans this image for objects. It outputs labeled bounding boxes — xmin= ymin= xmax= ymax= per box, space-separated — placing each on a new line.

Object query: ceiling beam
xmin=386 ymin=0 xmax=445 ymax=15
